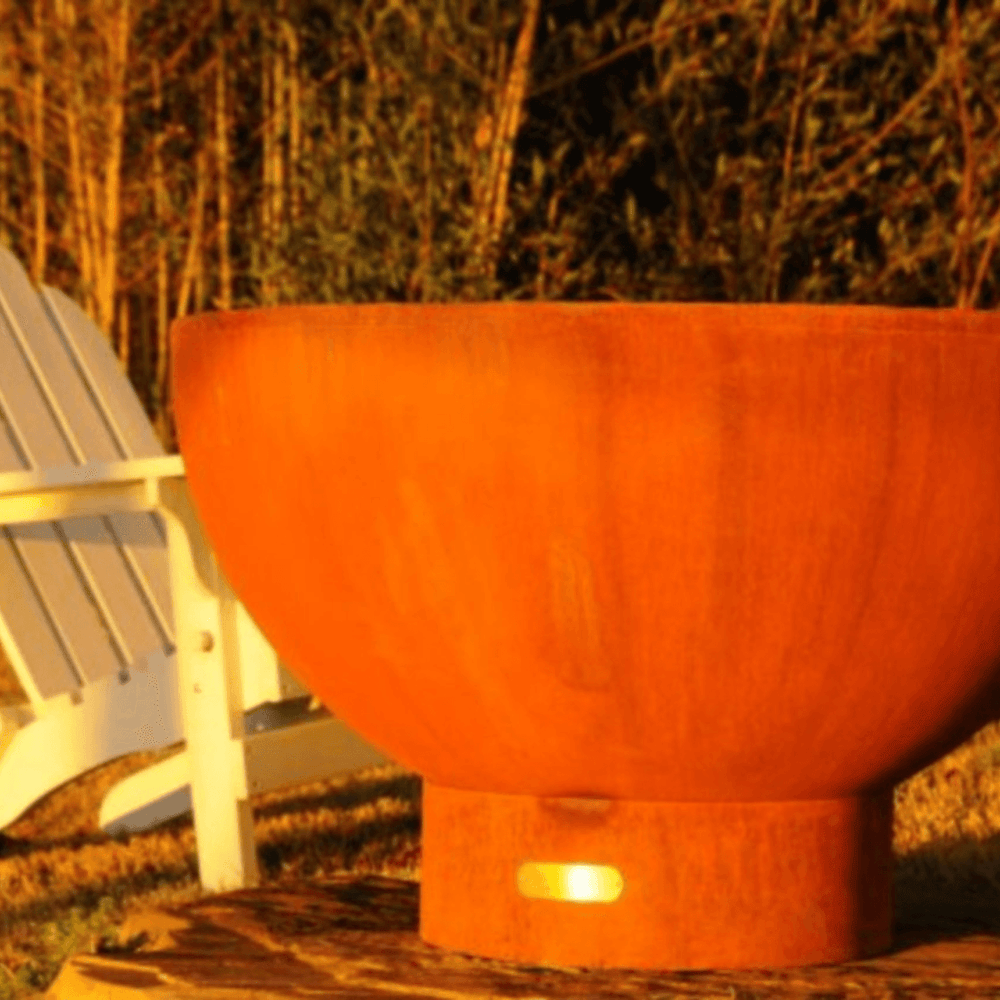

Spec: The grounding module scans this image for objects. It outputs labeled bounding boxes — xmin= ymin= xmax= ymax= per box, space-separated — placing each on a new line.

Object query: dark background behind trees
xmin=0 ymin=0 xmax=997 ymax=449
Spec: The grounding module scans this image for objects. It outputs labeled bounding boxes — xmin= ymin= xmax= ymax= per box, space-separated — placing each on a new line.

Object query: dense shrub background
xmin=1 ymin=0 xmax=996 ymax=448
xmin=267 ymin=0 xmax=1000 ymax=309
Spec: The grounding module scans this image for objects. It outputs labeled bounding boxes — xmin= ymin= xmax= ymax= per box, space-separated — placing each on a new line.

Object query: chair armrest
xmin=0 ymin=454 xmax=186 ymax=525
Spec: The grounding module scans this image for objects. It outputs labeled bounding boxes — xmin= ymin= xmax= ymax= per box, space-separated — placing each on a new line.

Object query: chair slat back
xmin=0 ymin=246 xmax=173 ymax=704
xmin=40 ymin=285 xmax=175 ymax=634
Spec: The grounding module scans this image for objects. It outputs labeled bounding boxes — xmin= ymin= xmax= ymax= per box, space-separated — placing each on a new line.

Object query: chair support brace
xmin=0 ymin=456 xmax=315 ymax=891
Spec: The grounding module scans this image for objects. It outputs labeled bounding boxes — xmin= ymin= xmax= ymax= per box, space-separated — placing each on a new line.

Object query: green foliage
xmin=246 ymin=0 xmax=525 ymax=304
xmin=260 ymin=0 xmax=1000 ymax=307
xmin=0 ymin=896 xmax=122 ymax=1000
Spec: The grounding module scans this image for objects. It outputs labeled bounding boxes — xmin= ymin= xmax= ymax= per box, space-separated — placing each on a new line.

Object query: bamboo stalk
xmin=271 ymin=0 xmax=286 ymax=297
xmin=152 ymin=57 xmax=169 ymax=444
xmin=55 ymin=0 xmax=96 ymax=319
xmin=282 ymin=18 xmax=301 ymax=224
xmin=177 ymin=147 xmax=208 ymax=319
xmin=30 ymin=0 xmax=46 ymax=284
xmin=337 ymin=39 xmax=351 ymax=297
xmin=261 ymin=13 xmax=274 ymax=304
xmin=117 ymin=291 xmax=129 ymax=369
xmin=468 ymin=0 xmax=541 ymax=289
xmin=763 ymin=0 xmax=820 ymax=301
xmin=96 ymin=0 xmax=130 ymax=336
xmin=948 ymin=0 xmax=975 ymax=308
xmin=215 ymin=0 xmax=232 ymax=309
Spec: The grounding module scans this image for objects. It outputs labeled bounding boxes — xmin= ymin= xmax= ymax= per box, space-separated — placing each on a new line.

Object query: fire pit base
xmin=420 ymin=782 xmax=895 ymax=971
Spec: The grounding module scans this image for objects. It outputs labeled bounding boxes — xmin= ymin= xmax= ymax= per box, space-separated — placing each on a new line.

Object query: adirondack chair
xmin=0 ymin=244 xmax=390 ymax=893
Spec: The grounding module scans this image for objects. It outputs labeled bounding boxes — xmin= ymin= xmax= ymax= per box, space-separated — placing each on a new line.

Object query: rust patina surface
xmin=171 ymin=303 xmax=1000 ymax=969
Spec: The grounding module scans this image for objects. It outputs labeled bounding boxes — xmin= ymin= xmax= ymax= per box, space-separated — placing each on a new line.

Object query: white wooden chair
xmin=0 ymin=244 xmax=390 ymax=893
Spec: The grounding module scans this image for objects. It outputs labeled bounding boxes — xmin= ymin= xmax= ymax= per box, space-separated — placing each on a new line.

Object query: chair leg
xmin=156 ymin=477 xmax=260 ymax=894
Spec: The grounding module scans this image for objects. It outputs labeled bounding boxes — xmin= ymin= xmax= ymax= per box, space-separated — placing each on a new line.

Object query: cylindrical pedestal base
xmin=420 ymin=782 xmax=894 ymax=971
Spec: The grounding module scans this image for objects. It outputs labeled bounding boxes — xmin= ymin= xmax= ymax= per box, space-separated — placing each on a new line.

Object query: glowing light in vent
xmin=516 ymin=862 xmax=624 ymax=903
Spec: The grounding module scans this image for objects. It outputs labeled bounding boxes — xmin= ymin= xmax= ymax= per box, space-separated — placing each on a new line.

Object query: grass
xmin=0 ymin=647 xmax=422 ymax=998
xmin=1 ymin=647 xmax=1000 ymax=998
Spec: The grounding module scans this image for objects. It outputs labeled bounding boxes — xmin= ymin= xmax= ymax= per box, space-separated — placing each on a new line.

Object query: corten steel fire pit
xmin=171 ymin=302 xmax=1000 ymax=972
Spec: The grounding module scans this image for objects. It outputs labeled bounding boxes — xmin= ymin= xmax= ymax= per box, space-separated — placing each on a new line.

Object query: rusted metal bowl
xmin=171 ymin=302 xmax=1000 ymax=972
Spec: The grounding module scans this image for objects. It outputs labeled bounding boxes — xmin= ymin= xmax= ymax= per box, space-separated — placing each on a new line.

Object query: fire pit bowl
xmin=171 ymin=302 xmax=1000 ymax=972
